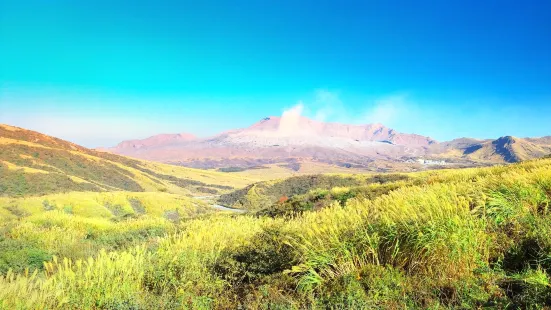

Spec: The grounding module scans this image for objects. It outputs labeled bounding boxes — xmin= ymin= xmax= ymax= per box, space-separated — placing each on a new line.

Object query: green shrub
xmin=42 ymin=200 xmax=57 ymax=211
xmin=499 ymin=268 xmax=551 ymax=309
xmin=0 ymin=238 xmax=52 ymax=274
xmin=63 ymin=205 xmax=73 ymax=214
xmin=128 ymin=198 xmax=146 ymax=215
xmin=213 ymin=225 xmax=297 ymax=286
xmin=314 ymin=273 xmax=370 ymax=309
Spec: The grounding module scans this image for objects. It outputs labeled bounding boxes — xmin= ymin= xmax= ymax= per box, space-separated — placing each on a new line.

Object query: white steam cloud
xmin=283 ymin=90 xmax=409 ymax=128
xmin=312 ymin=89 xmax=345 ymax=122
xmin=363 ymin=95 xmax=407 ymax=126
xmin=278 ymin=101 xmax=304 ymax=135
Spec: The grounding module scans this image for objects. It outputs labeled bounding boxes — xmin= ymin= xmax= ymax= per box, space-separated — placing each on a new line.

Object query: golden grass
xmin=0 ymin=124 xmax=19 ymax=131
xmin=1 ymin=158 xmax=551 ymax=309
xmin=229 ymin=162 xmax=371 ymax=182
xmin=0 ymin=191 xmax=209 ymax=221
xmin=138 ymin=159 xmax=256 ymax=188
xmin=1 ymin=161 xmax=50 ymax=174
xmin=0 ymin=138 xmax=52 ymax=149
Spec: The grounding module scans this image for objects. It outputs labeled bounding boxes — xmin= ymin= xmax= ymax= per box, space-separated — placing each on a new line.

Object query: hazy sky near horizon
xmin=1 ymin=0 xmax=550 ymax=147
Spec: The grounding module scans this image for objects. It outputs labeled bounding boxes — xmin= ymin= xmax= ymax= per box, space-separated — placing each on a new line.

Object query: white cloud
xmin=363 ymin=95 xmax=408 ymax=126
xmin=311 ymin=89 xmax=344 ymax=122
xmin=291 ymin=90 xmax=411 ymax=127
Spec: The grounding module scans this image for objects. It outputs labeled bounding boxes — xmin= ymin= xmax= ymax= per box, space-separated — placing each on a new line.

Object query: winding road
xmin=210 ymin=203 xmax=247 ymax=213
xmin=195 ymin=195 xmax=246 ymax=213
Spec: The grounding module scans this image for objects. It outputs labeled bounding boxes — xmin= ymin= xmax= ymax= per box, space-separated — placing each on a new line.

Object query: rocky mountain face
xmin=235 ymin=116 xmax=437 ymax=146
xmin=106 ymin=116 xmax=437 ymax=168
xmin=104 ymin=116 xmax=551 ymax=170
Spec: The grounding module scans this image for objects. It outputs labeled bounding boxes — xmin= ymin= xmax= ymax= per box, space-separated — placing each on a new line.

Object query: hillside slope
xmin=217 ymin=173 xmax=409 ymax=210
xmin=3 ymin=158 xmax=551 ymax=308
xmin=0 ymin=124 xmax=252 ymax=197
xmin=430 ymin=136 xmax=551 ymax=163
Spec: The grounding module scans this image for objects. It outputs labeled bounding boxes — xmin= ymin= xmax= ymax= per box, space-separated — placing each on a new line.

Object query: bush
xmin=42 ymin=200 xmax=57 ymax=211
xmin=213 ymin=225 xmax=297 ymax=286
xmin=218 ymin=167 xmax=247 ymax=172
xmin=0 ymin=238 xmax=52 ymax=274
xmin=499 ymin=268 xmax=551 ymax=309
xmin=128 ymin=198 xmax=146 ymax=215
xmin=219 ymin=175 xmax=366 ymax=210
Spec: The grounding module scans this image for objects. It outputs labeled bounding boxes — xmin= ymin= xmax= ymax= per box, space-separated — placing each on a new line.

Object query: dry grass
xmin=1 ymin=159 xmax=551 ymax=309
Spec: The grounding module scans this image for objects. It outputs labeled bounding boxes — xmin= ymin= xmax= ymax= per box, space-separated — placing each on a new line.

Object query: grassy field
xmin=0 ymin=191 xmax=211 ymax=222
xmin=226 ymin=161 xmax=373 ymax=181
xmin=2 ymin=157 xmax=551 ymax=309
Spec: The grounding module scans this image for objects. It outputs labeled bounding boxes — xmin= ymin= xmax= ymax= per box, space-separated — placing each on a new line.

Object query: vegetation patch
xmin=219 ymin=173 xmax=409 ymax=211
xmin=128 ymin=198 xmax=146 ymax=215
xmin=104 ymin=202 xmax=131 ymax=218
xmin=41 ymin=200 xmax=57 ymax=211
xmin=2 ymin=158 xmax=551 ymax=308
xmin=163 ymin=209 xmax=180 ymax=222
xmin=5 ymin=205 xmax=30 ymax=218
xmin=0 ymin=238 xmax=52 ymax=274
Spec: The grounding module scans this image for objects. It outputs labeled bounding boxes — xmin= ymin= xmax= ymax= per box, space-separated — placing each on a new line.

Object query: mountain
xmin=235 ymin=116 xmax=436 ymax=146
xmin=430 ymin=135 xmax=551 ymax=163
xmin=111 ymin=133 xmax=196 ymax=150
xmin=106 ymin=116 xmax=551 ymax=170
xmin=0 ymin=124 xmax=248 ymax=197
xmin=107 ymin=116 xmax=440 ymax=170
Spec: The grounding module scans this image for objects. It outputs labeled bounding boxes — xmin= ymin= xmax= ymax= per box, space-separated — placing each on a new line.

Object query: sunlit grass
xmin=0 ymin=191 xmax=209 ymax=221
xmin=1 ymin=158 xmax=551 ymax=309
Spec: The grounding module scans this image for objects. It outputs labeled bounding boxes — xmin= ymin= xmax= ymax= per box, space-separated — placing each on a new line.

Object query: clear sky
xmin=1 ymin=0 xmax=550 ymax=147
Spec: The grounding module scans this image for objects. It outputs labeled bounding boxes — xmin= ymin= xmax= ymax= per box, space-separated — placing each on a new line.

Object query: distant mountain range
xmin=103 ymin=116 xmax=551 ymax=171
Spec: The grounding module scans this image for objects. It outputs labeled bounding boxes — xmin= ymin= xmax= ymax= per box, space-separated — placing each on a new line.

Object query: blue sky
xmin=1 ymin=0 xmax=550 ymax=147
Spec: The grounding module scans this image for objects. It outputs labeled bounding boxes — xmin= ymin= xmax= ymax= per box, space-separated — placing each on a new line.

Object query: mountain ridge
xmin=103 ymin=116 xmax=551 ymax=170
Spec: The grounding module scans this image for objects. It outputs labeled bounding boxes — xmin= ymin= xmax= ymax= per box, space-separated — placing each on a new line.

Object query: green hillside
xmin=218 ymin=173 xmax=409 ymax=210
xmin=2 ymin=154 xmax=551 ymax=309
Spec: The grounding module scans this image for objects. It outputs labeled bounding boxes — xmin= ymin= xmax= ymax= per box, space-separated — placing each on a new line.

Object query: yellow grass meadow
xmin=1 ymin=158 xmax=551 ymax=309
